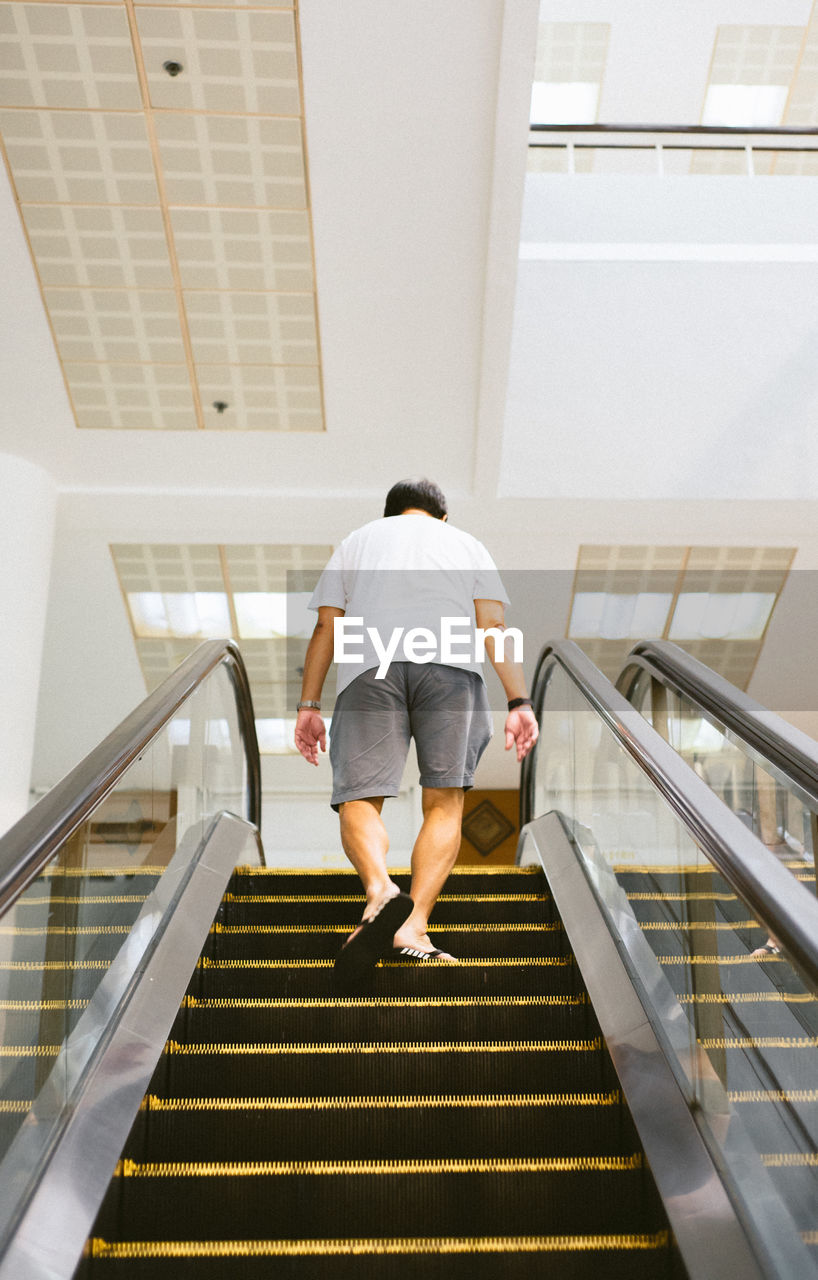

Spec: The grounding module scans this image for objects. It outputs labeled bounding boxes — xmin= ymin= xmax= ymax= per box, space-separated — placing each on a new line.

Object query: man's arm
xmin=474 ymin=598 xmax=538 ymax=763
xmin=294 ymin=605 xmax=344 ymax=765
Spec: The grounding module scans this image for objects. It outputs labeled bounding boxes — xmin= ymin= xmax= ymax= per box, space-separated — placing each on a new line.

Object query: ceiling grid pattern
xmin=568 ymin=545 xmax=795 ymax=689
xmin=110 ymin=541 xmax=331 ymax=719
xmin=0 ymin=0 xmax=323 ymax=431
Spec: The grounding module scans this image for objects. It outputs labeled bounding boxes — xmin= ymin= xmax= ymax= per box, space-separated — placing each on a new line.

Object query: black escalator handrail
xmin=0 ymin=639 xmax=260 ymax=918
xmin=617 ymin=639 xmax=818 ymax=810
xmin=520 ymin=639 xmax=818 ymax=991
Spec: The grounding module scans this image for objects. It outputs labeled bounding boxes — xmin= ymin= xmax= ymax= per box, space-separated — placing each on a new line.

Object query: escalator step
xmin=203 ymin=925 xmax=564 ymax=962
xmin=188 ymin=959 xmax=582 ymax=1000
xmin=81 ymin=1230 xmax=678 ymax=1280
xmin=91 ymin=1161 xmax=666 ymax=1242
xmin=166 ymin=993 xmax=600 ymax=1046
xmin=123 ymin=1092 xmax=637 ymax=1163
xmin=149 ymin=1041 xmax=619 ymax=1100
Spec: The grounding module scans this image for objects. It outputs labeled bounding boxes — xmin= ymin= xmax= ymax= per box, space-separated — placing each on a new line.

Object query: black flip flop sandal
xmin=390 ymin=946 xmax=458 ymax=963
xmin=333 ymin=892 xmax=413 ymax=986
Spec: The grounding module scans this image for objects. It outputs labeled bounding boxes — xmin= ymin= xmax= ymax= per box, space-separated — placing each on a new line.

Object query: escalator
xmin=0 ymin=638 xmax=817 ymax=1277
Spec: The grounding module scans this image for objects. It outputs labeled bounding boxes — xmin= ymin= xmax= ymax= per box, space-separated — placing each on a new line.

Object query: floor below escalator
xmin=75 ymin=865 xmax=684 ymax=1279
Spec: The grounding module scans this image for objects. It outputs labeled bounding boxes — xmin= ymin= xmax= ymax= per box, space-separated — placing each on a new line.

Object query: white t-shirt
xmin=309 ymin=514 xmax=510 ymax=696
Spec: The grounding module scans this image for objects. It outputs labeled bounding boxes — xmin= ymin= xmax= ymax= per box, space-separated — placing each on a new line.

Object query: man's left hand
xmin=504 ymin=706 xmax=538 ymax=762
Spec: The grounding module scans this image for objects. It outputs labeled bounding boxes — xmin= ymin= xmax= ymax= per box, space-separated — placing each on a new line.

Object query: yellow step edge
xmin=0 ymin=960 xmax=111 ymax=971
xmin=221 ymin=894 xmax=548 ymax=904
xmin=730 ymin=1090 xmax=818 ymax=1103
xmin=39 ymin=867 xmax=165 ymax=878
xmin=679 ymin=992 xmax=814 ymax=1005
xmin=0 ymin=925 xmax=131 ymax=937
xmin=209 ymin=922 xmax=560 ymax=935
xmin=197 ymin=957 xmax=572 ymax=970
xmin=114 ymin=1153 xmax=644 ymax=1178
xmin=181 ymin=994 xmax=587 ymax=1010
xmin=763 ymin=1153 xmax=818 ymax=1168
xmin=699 ymin=1036 xmax=818 ymax=1050
xmin=88 ymin=1230 xmax=669 ymax=1259
xmin=627 ymin=892 xmax=738 ymax=902
xmin=233 ymin=866 xmax=541 ymax=877
xmin=659 ymin=955 xmax=784 ymax=965
xmin=16 ymin=895 xmax=147 ymax=906
xmin=141 ymin=1090 xmax=621 ymax=1113
xmin=0 ymin=998 xmax=89 ymax=1010
xmin=164 ymin=1038 xmax=604 ymax=1057
xmin=640 ymin=921 xmax=758 ymax=932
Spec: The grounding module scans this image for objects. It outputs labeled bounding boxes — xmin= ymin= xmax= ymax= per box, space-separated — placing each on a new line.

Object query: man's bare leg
xmin=392 ymin=786 xmax=464 ymax=958
xmin=338 ymin=797 xmax=402 ymax=922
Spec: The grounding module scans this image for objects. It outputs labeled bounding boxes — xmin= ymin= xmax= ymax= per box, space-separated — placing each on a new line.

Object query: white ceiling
xmin=3 ymin=0 xmax=816 ymax=790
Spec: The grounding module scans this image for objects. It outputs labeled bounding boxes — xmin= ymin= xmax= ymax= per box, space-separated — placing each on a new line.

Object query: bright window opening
xmin=669 ymin=592 xmax=776 ymax=641
xmin=128 ymin=592 xmax=231 ymax=639
xmin=569 ymin=592 xmax=673 ymax=640
xmin=702 ymin=84 xmax=788 ymax=127
xmin=530 ymin=81 xmax=599 ymax=124
xmin=234 ymin=591 xmax=314 ymax=640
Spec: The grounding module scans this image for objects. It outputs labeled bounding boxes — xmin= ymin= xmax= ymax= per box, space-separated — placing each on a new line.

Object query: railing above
xmin=529 ymin=123 xmax=818 ymax=176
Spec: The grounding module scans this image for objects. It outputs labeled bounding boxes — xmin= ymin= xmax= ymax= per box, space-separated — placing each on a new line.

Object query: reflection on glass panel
xmin=629 ymin=671 xmax=817 ymax=871
xmin=0 ymin=655 xmax=250 ymax=1170
xmin=533 ymin=658 xmax=818 ymax=1248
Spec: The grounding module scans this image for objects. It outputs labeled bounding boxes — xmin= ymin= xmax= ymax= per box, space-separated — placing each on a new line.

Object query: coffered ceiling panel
xmin=184 ymin=291 xmax=317 ymax=365
xmin=153 ymin=113 xmax=305 ymax=208
xmin=65 ymin=361 xmax=197 ymax=429
xmin=168 ymin=207 xmax=313 ymax=291
xmin=709 ymin=25 xmax=803 ymax=85
xmin=0 ymin=0 xmax=323 ymax=431
xmin=21 ymin=203 xmax=173 ymax=287
xmin=0 ymin=5 xmax=141 ymax=109
xmin=135 ymin=7 xmax=299 ymax=113
xmin=195 ymin=363 xmax=321 ymax=431
xmin=44 ymin=287 xmax=185 ymax=363
xmin=0 ymin=109 xmax=157 ymax=204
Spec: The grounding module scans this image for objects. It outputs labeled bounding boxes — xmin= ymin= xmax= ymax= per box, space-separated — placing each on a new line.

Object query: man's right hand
xmin=295 ymin=710 xmax=327 ymax=765
xmin=504 ymin=705 xmax=538 ymax=762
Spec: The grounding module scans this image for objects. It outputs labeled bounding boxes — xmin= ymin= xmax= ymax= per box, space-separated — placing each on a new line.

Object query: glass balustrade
xmin=533 ymin=657 xmax=818 ymax=1259
xmin=0 ymin=657 xmax=254 ymax=1165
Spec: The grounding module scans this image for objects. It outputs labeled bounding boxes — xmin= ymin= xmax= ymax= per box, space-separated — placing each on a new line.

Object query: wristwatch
xmin=296 ymin=700 xmax=321 ymax=712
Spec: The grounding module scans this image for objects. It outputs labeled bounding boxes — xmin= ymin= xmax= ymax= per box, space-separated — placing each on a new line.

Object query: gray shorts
xmin=328 ymin=662 xmax=493 ymax=811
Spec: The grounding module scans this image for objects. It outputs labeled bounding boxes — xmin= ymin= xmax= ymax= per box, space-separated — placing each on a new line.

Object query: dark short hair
xmin=383 ymin=478 xmax=448 ymax=519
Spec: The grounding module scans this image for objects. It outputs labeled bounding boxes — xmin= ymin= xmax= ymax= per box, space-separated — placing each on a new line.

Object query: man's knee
xmin=339 ymin=796 xmax=385 ymax=821
xmin=421 ymin=786 xmax=465 ymax=817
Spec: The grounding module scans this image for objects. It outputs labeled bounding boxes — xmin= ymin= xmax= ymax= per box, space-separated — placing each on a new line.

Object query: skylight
xmin=530 ymin=81 xmax=599 ymax=124
xmin=702 ymin=84 xmax=788 ymax=127
xmin=234 ymin=591 xmax=314 ymax=640
xmin=128 ymin=592 xmax=231 ymax=639
xmin=669 ymin=593 xmax=776 ymax=641
xmin=569 ymin=592 xmax=672 ymax=640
